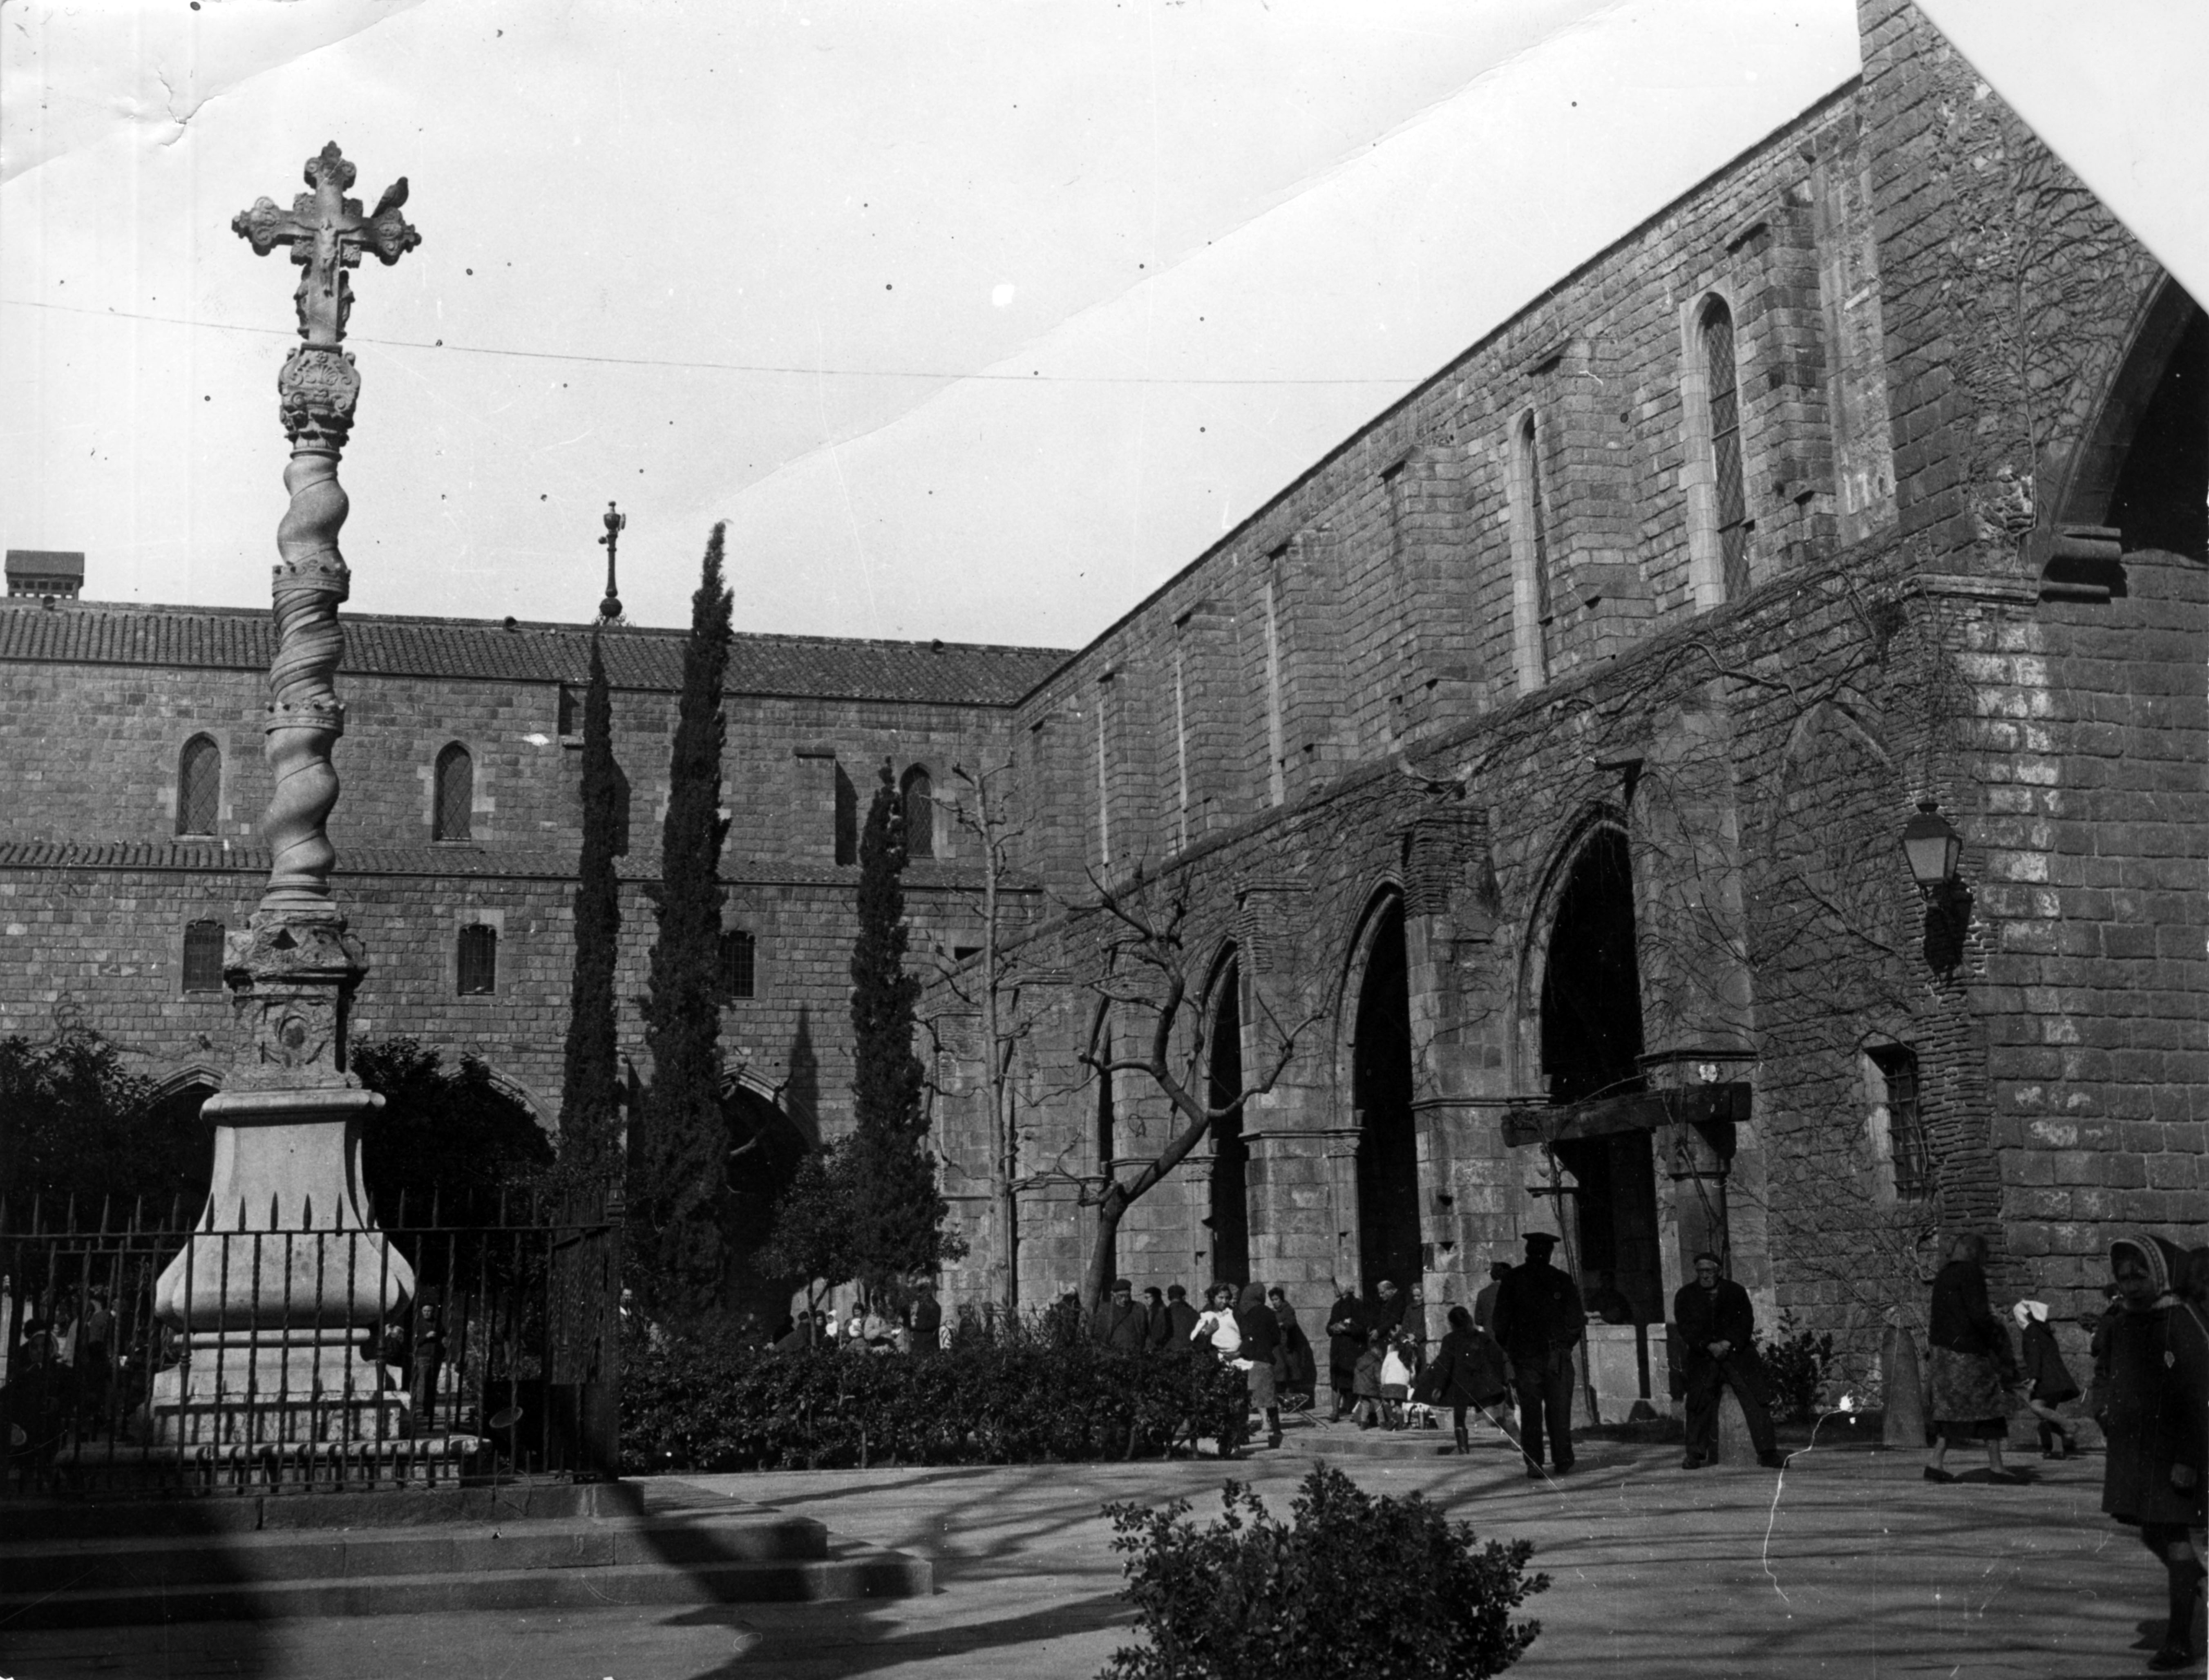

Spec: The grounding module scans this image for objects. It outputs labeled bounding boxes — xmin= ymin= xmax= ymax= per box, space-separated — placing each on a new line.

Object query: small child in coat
xmin=2012 ymin=1299 xmax=2082 ymax=1458
xmin=1350 ymin=1335 xmax=1385 ymax=1428
xmin=1378 ymin=1330 xmax=1417 ymax=1431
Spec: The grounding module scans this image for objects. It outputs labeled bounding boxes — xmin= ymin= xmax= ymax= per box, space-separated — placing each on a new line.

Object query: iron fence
xmin=0 ymin=1186 xmax=621 ymax=1498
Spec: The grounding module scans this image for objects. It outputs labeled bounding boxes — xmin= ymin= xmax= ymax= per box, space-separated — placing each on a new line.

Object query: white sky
xmin=6 ymin=1 xmax=1867 ymax=648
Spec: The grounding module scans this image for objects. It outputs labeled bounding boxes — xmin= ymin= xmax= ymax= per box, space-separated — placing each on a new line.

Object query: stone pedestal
xmin=1881 ymin=1324 xmax=1925 ymax=1449
xmin=147 ymin=1086 xmax=413 ymax=1446
xmin=1713 ymin=1384 xmax=1756 ymax=1464
xmin=1584 ymin=1323 xmax=1650 ymax=1423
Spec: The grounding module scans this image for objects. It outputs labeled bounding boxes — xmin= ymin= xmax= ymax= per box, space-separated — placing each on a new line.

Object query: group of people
xmin=1923 ymin=1231 xmax=2207 ymax=1673
xmin=770 ymin=1280 xmax=946 ymax=1356
xmin=1089 ymin=1278 xmax=1319 ymax=1450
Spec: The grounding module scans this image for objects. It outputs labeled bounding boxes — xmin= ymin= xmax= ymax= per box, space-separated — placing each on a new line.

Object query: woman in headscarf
xmin=1235 ymin=1282 xmax=1284 ymax=1450
xmin=2101 ymin=1233 xmax=2207 ymax=1673
xmin=1267 ymin=1286 xmax=1317 ymax=1411
xmin=2012 ymin=1300 xmax=2082 ymax=1459
xmin=1923 ymin=1232 xmax=2021 ymax=1483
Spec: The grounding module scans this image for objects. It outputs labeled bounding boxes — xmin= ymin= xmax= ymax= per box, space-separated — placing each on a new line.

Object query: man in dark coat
xmin=1142 ymin=1286 xmax=1172 ymax=1354
xmin=1473 ymin=1262 xmax=1511 ymax=1334
xmin=1368 ymin=1278 xmax=1407 ymax=1336
xmin=1162 ymin=1283 xmax=1201 ymax=1355
xmin=1489 ymin=1232 xmax=1585 ymax=1476
xmin=1091 ymin=1278 xmax=1148 ymax=1354
xmin=1325 ymin=1281 xmax=1366 ymax=1420
xmin=1673 ymin=1251 xmax=1782 ymax=1470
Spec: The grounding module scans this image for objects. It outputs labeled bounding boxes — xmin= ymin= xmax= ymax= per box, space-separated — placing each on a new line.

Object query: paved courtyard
xmin=1 ymin=1430 xmax=2192 ymax=1679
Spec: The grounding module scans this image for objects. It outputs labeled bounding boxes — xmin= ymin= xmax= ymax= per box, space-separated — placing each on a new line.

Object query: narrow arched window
xmin=434 ymin=743 xmax=474 ymax=842
xmin=182 ymin=919 xmax=226 ymax=992
xmin=720 ymin=929 xmax=757 ymax=1001
xmin=457 ymin=923 xmax=497 ymax=994
xmin=1702 ymin=299 xmax=1752 ymax=600
xmin=177 ymin=735 xmax=220 ymax=836
xmin=901 ymin=766 xmax=935 ymax=859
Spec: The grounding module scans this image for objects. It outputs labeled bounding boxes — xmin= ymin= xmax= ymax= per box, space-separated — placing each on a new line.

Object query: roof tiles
xmin=0 ymin=601 xmax=1066 ymax=706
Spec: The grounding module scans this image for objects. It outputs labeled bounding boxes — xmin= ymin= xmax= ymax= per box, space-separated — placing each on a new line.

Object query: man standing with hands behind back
xmin=1674 ymin=1250 xmax=1785 ymax=1470
xmin=1489 ymin=1231 xmax=1586 ymax=1478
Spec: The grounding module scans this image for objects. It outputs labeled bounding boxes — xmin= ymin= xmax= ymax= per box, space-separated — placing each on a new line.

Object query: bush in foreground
xmin=1100 ymin=1463 xmax=1547 ymax=1680
xmin=622 ymin=1335 xmax=1251 ymax=1472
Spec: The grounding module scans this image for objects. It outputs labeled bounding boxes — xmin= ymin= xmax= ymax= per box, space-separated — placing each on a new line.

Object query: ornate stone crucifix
xmin=148 ymin=145 xmax=425 ymax=1459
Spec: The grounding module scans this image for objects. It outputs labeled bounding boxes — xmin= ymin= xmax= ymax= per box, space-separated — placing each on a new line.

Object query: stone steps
xmin=0 ymin=1478 xmax=933 ymax=1627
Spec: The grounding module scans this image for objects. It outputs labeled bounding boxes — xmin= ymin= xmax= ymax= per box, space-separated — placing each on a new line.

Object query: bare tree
xmin=1071 ymin=869 xmax=1327 ymax=1315
xmin=927 ymin=757 xmax=1050 ymax=1315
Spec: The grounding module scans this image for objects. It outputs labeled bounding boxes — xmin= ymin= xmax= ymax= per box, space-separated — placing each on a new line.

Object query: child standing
xmin=2013 ymin=1299 xmax=2082 ymax=1458
xmin=1350 ymin=1333 xmax=1384 ymax=1428
xmin=1378 ymin=1330 xmax=1416 ymax=1430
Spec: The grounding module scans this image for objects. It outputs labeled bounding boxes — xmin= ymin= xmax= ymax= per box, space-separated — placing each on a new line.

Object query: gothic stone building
xmin=924 ymin=0 xmax=2209 ymax=1403
xmin=0 ymin=607 xmax=1061 ymax=1165
xmin=3 ymin=1 xmax=2205 ymax=1407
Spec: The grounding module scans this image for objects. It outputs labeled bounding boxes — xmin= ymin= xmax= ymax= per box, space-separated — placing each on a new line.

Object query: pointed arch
xmin=2054 ymin=275 xmax=2209 ymax=564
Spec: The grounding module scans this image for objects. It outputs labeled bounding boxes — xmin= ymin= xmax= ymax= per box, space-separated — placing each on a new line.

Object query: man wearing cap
xmin=1674 ymin=1251 xmax=1783 ymax=1470
xmin=1489 ymin=1231 xmax=1587 ymax=1477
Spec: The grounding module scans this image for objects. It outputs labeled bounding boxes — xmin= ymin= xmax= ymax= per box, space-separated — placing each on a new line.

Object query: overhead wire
xmin=1 ymin=295 xmax=1417 ymax=388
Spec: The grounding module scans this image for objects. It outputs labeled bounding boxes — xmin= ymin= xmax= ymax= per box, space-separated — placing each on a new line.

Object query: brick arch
xmin=1513 ymin=803 xmax=1631 ymax=1090
xmin=149 ymin=1062 xmax=224 ymax=1106
xmin=2052 ymin=272 xmax=2199 ymax=534
xmin=719 ymin=1067 xmax=818 ymax=1153
xmin=1330 ymin=878 xmax=1406 ymax=1100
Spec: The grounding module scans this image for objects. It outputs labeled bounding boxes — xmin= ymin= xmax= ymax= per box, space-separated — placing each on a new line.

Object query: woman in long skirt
xmin=1923 ymin=1232 xmax=2021 ymax=1483
xmin=2101 ymin=1233 xmax=2207 ymax=1672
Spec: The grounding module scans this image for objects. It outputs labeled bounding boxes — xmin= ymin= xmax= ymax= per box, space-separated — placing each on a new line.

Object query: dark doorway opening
xmin=724 ymin=1088 xmax=810 ymax=1333
xmin=1538 ymin=829 xmax=1662 ymax=1323
xmin=1354 ymin=900 xmax=1422 ymax=1300
xmin=2110 ymin=304 xmax=2209 ymax=561
xmin=1207 ymin=959 xmax=1249 ymax=1289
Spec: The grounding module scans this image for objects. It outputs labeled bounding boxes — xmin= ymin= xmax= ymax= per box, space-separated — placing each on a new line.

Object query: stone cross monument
xmin=149 ymin=143 xmax=425 ymax=1457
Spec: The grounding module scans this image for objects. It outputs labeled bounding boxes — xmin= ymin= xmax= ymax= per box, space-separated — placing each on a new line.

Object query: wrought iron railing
xmin=0 ymin=1187 xmax=621 ymax=1498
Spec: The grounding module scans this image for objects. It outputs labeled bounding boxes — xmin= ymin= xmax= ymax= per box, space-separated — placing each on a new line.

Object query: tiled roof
xmin=0 ymin=840 xmax=1041 ymax=894
xmin=0 ymin=600 xmax=1067 ymax=706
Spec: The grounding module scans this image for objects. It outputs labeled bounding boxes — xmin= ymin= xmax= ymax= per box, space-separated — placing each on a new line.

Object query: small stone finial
xmin=597 ymin=501 xmax=627 ymax=622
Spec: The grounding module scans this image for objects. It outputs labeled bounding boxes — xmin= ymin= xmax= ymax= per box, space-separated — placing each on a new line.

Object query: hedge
xmin=622 ymin=1338 xmax=1254 ymax=1472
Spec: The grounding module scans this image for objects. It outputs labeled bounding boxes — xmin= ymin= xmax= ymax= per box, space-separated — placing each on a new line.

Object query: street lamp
xmin=1900 ymin=801 xmax=1963 ymax=890
xmin=1900 ymin=801 xmax=1970 ymax=973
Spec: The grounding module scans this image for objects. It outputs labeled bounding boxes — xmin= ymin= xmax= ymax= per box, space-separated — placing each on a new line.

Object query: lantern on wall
xmin=1900 ymin=801 xmax=1963 ymax=890
xmin=1900 ymin=801 xmax=1970 ymax=974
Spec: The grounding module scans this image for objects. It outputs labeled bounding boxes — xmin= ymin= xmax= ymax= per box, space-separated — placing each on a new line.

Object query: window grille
xmin=1869 ymin=1045 xmax=1931 ymax=1199
xmin=182 ymin=920 xmax=225 ymax=993
xmin=177 ymin=736 xmax=220 ymax=836
xmin=434 ymin=744 xmax=474 ymax=842
xmin=719 ymin=929 xmax=757 ymax=1001
xmin=1702 ymin=300 xmax=1753 ymax=601
xmin=901 ymin=766 xmax=935 ymax=858
xmin=457 ymin=923 xmax=497 ymax=995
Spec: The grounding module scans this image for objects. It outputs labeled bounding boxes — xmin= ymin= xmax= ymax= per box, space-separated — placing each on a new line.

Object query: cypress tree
xmin=635 ymin=525 xmax=734 ymax=1319
xmin=554 ymin=631 xmax=623 ymax=1197
xmin=841 ymin=762 xmax=962 ymax=1297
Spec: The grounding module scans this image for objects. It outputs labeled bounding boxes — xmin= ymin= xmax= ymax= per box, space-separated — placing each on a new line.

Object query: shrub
xmin=1757 ymin=1310 xmax=1837 ymax=1423
xmin=621 ymin=1334 xmax=1251 ymax=1473
xmin=1099 ymin=1463 xmax=1547 ymax=1680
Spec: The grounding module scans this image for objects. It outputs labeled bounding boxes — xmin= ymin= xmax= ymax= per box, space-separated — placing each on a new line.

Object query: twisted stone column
xmin=147 ymin=147 xmax=423 ymax=1459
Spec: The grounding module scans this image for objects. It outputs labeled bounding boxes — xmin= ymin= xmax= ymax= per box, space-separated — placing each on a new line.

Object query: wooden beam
xmin=1500 ymin=1082 xmax=1749 ymax=1148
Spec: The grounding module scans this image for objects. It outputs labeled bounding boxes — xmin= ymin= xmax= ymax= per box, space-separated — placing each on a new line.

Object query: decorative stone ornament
xmin=145 ymin=145 xmax=425 ymax=1465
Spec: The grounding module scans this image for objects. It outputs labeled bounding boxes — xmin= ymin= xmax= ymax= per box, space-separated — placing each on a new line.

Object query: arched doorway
xmin=1206 ymin=954 xmax=1249 ymax=1289
xmin=2060 ymin=282 xmax=2209 ymax=565
xmin=1353 ymin=898 xmax=1421 ymax=1298
xmin=724 ymin=1081 xmax=812 ymax=1332
xmin=1537 ymin=827 xmax=1662 ymax=1323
